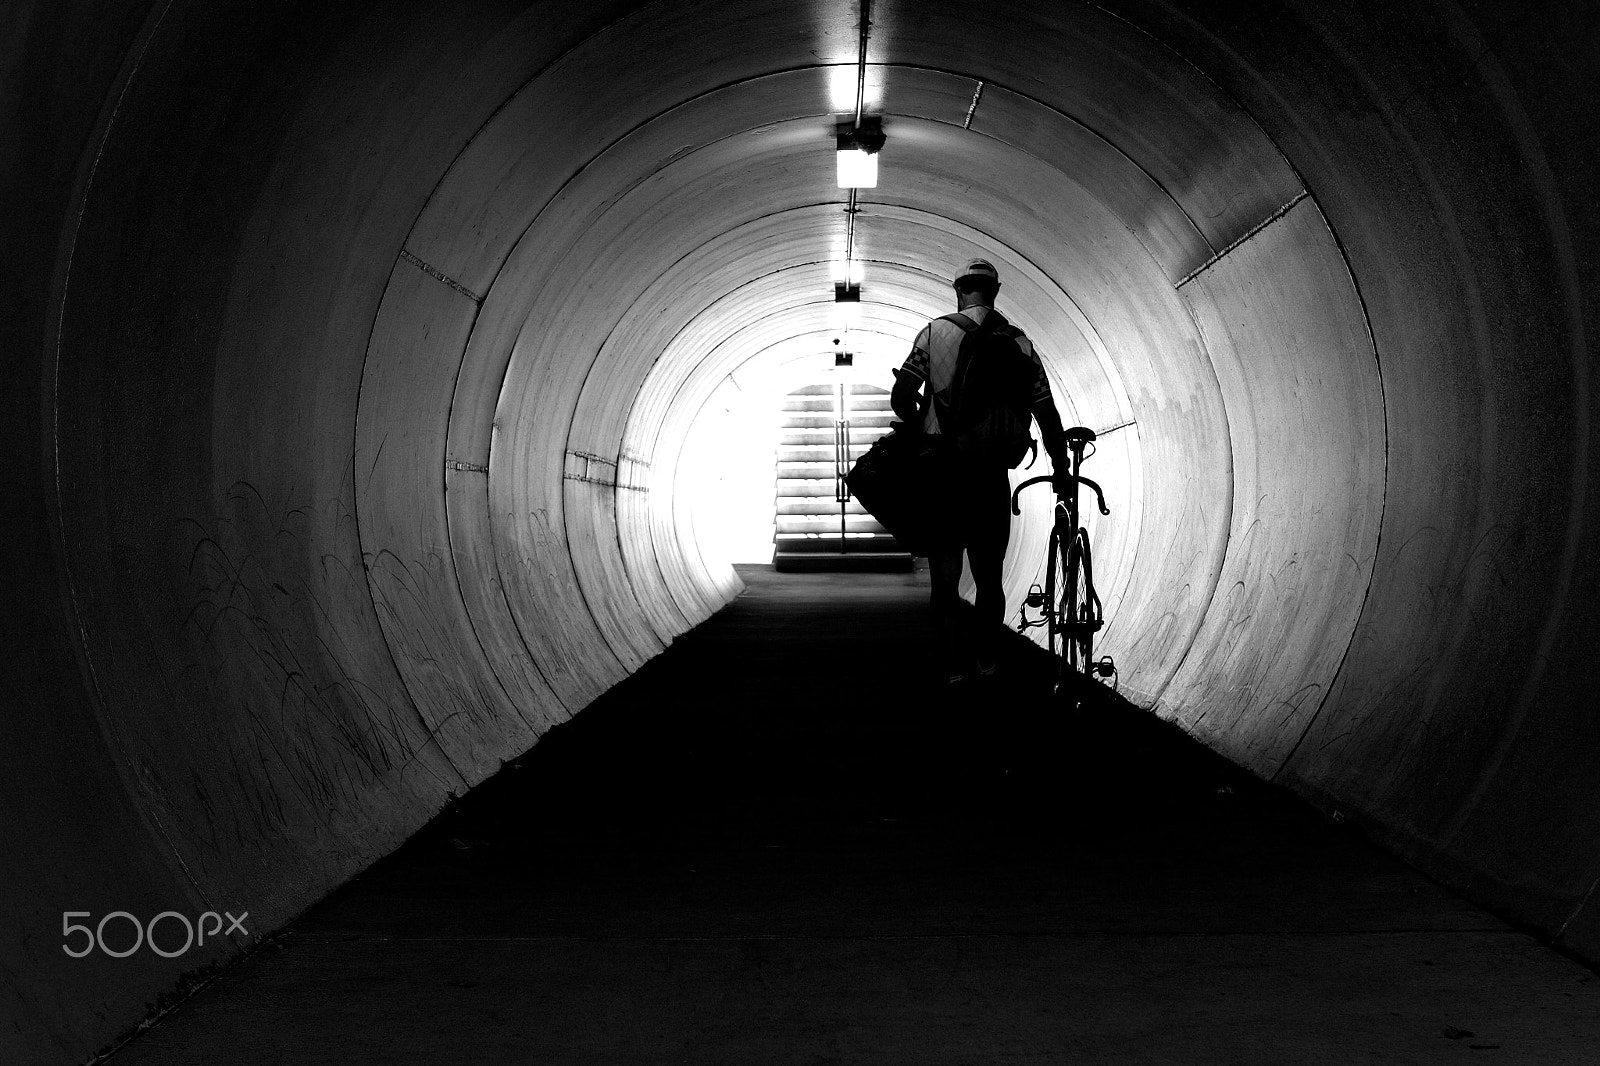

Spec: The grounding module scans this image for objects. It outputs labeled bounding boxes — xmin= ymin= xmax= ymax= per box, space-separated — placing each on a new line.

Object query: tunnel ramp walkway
xmin=109 ymin=566 xmax=1600 ymax=1064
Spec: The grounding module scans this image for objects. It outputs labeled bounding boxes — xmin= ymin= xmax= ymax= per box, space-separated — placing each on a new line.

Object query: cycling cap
xmin=954 ymin=258 xmax=1000 ymax=287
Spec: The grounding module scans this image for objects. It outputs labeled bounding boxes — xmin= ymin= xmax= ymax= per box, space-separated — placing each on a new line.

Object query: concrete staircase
xmin=772 ymin=383 xmax=914 ymax=572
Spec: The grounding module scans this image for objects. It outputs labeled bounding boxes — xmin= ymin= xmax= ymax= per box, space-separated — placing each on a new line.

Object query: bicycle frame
xmin=1012 ymin=428 xmax=1112 ymax=700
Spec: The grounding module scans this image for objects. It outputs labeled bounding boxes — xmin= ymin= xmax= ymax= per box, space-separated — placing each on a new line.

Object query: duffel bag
xmin=844 ymin=426 xmax=951 ymax=556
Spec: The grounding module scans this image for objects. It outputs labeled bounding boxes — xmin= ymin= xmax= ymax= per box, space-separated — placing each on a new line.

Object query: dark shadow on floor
xmin=411 ymin=565 xmax=1258 ymax=865
xmin=109 ymin=566 xmax=1600 ymax=1064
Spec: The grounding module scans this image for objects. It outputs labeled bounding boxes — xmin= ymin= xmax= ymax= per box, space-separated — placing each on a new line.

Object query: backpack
xmin=933 ymin=310 xmax=1037 ymax=468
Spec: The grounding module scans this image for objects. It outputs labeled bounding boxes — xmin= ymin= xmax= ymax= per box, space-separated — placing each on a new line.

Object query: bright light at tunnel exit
xmin=677 ymin=384 xmax=780 ymax=564
xmin=678 ymin=344 xmax=908 ymax=565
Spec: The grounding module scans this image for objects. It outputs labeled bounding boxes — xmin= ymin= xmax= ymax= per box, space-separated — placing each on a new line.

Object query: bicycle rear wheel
xmin=1044 ymin=524 xmax=1063 ymax=662
xmin=1059 ymin=529 xmax=1100 ymax=704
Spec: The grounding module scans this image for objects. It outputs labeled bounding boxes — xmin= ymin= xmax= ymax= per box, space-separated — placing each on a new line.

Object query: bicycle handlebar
xmin=1011 ymin=474 xmax=1110 ymax=517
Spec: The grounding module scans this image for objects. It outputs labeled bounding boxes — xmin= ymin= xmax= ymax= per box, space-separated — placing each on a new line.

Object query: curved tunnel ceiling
xmin=8 ymin=0 xmax=1597 ymax=1059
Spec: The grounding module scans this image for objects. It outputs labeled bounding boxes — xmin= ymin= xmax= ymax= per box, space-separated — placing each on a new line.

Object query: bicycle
xmin=1012 ymin=426 xmax=1116 ymax=703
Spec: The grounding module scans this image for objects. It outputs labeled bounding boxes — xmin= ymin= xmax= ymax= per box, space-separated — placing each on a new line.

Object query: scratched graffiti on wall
xmin=173 ymin=479 xmax=447 ymax=848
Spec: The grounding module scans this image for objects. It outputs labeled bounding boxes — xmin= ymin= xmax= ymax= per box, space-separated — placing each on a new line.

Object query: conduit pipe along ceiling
xmin=9 ymin=0 xmax=1599 ymax=1060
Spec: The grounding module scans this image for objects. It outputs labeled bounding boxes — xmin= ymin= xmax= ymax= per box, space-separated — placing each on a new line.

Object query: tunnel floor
xmin=111 ymin=565 xmax=1600 ymax=1064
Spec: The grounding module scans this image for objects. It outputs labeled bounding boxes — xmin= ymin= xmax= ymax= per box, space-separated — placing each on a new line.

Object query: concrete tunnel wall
xmin=3 ymin=0 xmax=1596 ymax=1060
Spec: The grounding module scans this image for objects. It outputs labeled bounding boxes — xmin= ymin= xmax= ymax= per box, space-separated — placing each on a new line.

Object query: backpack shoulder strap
xmin=939 ymin=312 xmax=979 ymax=332
xmin=945 ymin=311 xmax=998 ymax=429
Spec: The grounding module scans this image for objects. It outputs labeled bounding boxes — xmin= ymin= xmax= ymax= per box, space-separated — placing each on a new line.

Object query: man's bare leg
xmin=929 ymin=547 xmax=969 ymax=681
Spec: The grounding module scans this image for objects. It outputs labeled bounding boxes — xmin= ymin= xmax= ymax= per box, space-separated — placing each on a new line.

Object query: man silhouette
xmin=891 ymin=258 xmax=1071 ymax=685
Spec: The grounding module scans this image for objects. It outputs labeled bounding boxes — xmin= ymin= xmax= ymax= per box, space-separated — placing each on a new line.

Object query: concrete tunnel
xmin=4 ymin=0 xmax=1598 ymax=1059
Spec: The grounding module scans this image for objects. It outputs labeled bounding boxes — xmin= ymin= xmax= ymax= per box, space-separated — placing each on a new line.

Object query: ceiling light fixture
xmin=835 ymin=115 xmax=884 ymax=190
xmin=829 ymin=1 xmax=879 ymax=318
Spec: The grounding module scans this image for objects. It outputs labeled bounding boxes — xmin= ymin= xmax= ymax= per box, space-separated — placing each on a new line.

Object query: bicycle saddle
xmin=1064 ymin=426 xmax=1097 ymax=444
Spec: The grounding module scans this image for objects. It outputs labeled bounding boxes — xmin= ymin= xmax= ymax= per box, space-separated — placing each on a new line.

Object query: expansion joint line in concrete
xmin=399 ymin=249 xmax=484 ymax=305
xmin=51 ymin=0 xmax=220 ymax=923
xmin=564 ymin=475 xmax=649 ymax=490
xmin=963 ymin=80 xmax=985 ymax=129
xmin=564 ymin=449 xmax=648 ymax=491
xmin=1557 ymin=872 xmax=1600 ymax=941
xmin=1174 ymin=190 xmax=1311 ymax=290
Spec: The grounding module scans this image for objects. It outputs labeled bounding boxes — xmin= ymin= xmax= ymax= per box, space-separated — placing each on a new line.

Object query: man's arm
xmin=892 ymin=334 xmax=931 ymax=427
xmin=1033 ymin=395 xmax=1068 ymax=462
xmin=1023 ymin=345 xmax=1071 ymax=472
xmin=891 ymin=365 xmax=924 ymax=426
